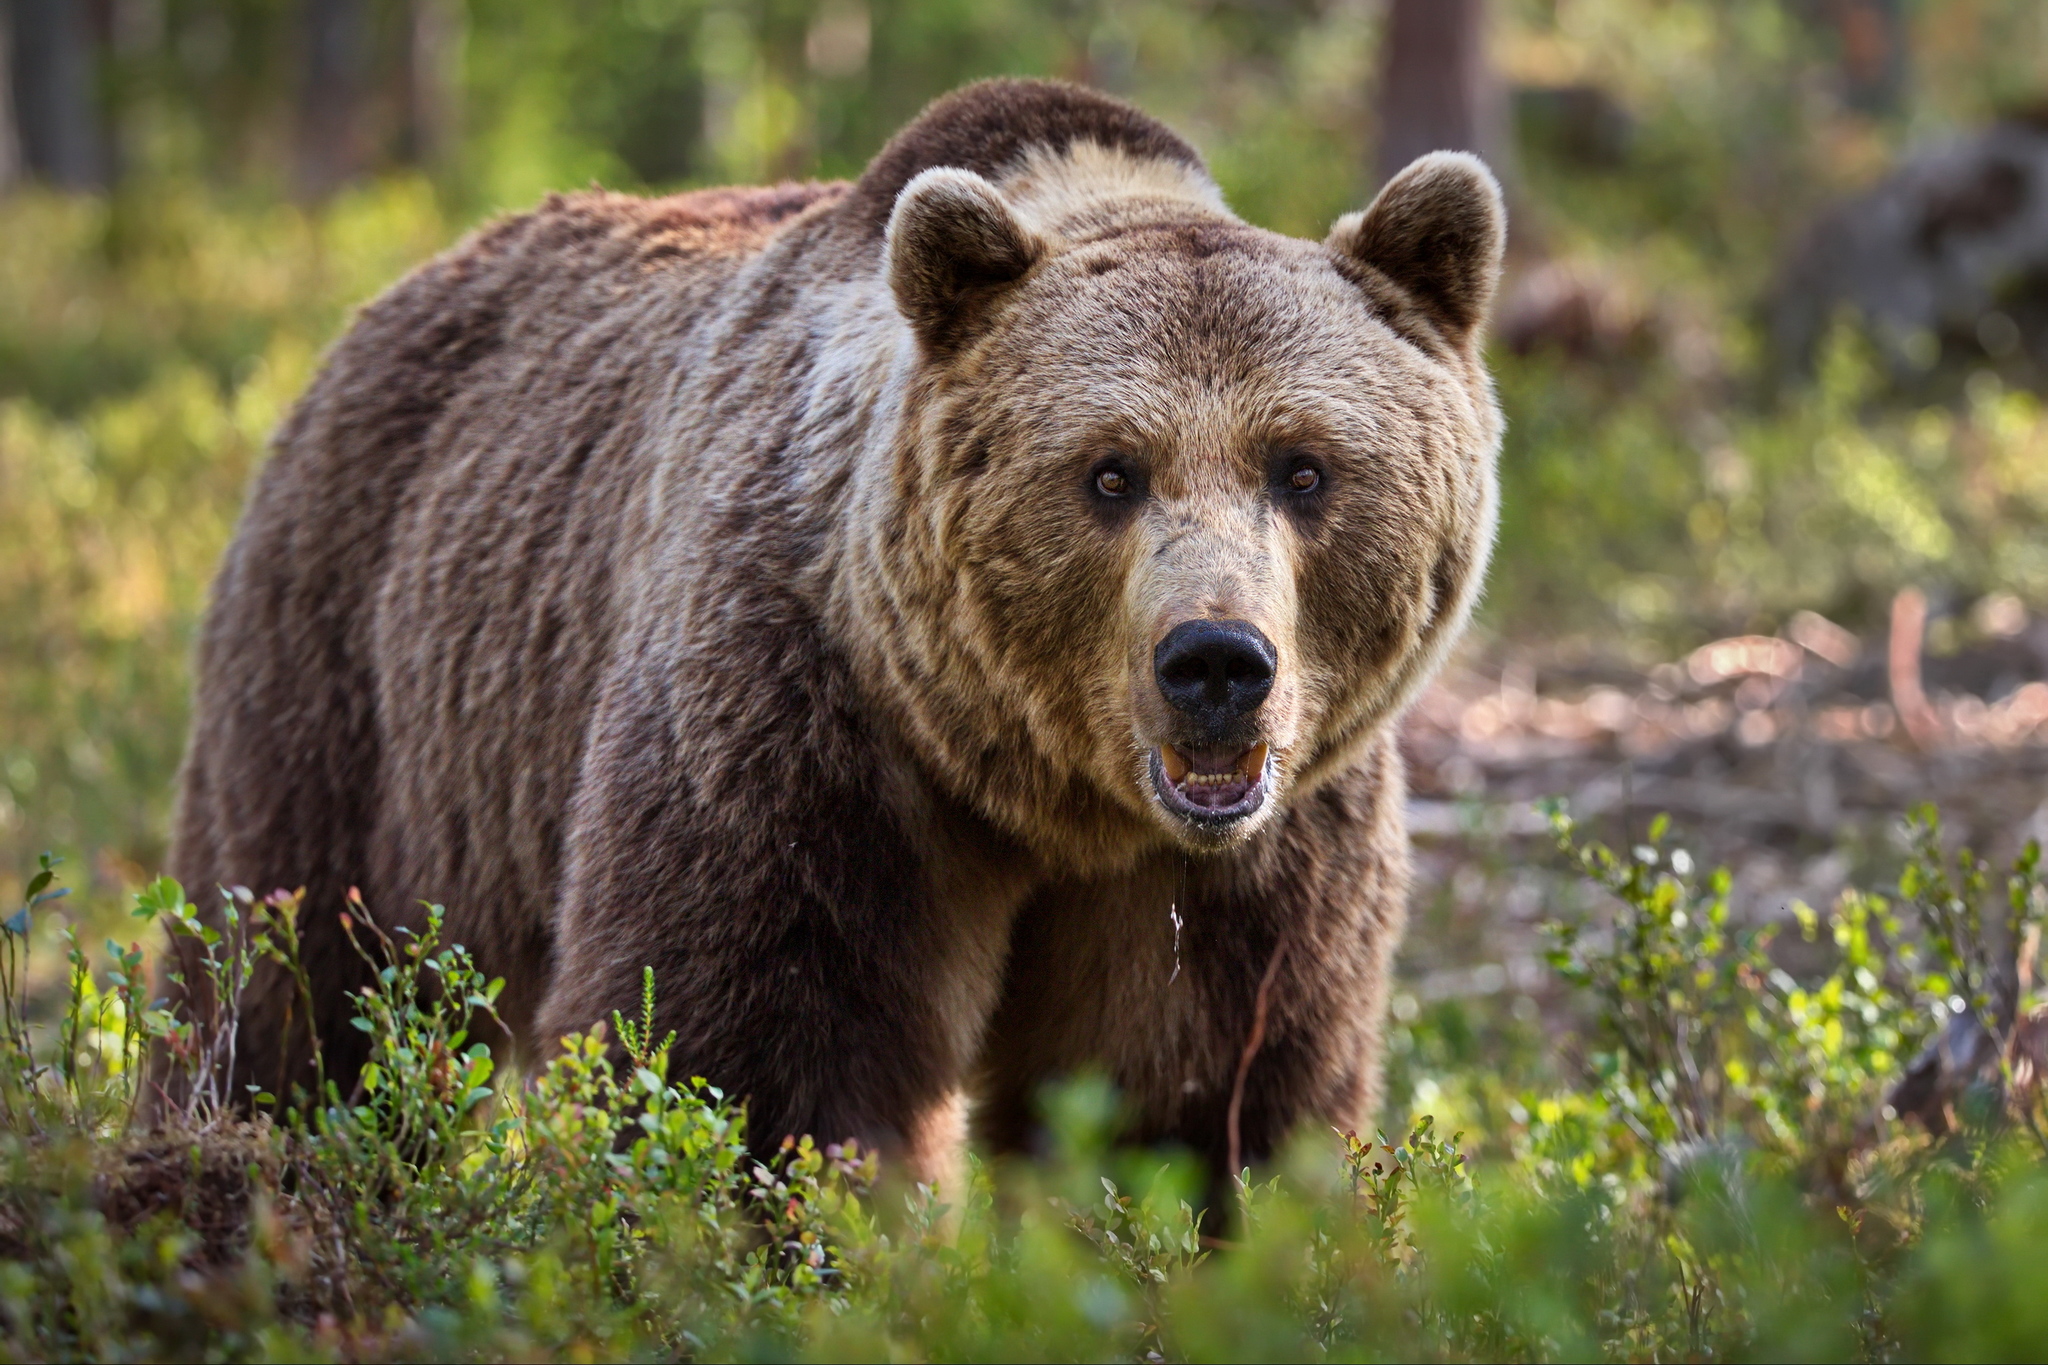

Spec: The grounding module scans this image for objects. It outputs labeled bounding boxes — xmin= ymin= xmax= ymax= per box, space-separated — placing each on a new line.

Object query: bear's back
xmin=172 ymin=178 xmax=849 ymax=1048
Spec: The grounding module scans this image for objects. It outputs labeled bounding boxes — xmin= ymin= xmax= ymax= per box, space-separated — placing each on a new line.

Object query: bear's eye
xmin=1287 ymin=465 xmax=1321 ymax=493
xmin=1094 ymin=464 xmax=1132 ymax=498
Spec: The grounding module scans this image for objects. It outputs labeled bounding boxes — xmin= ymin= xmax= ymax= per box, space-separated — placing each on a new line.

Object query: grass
xmin=4 ymin=805 xmax=2048 ymax=1361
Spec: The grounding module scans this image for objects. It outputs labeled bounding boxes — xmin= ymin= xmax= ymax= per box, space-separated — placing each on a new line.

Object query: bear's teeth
xmin=1162 ymin=744 xmax=1268 ymax=791
xmin=1160 ymin=745 xmax=1190 ymax=783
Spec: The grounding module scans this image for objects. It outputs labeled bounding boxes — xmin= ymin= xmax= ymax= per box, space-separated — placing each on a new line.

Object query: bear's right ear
xmin=1326 ymin=151 xmax=1505 ymax=355
xmin=887 ymin=167 xmax=1043 ymax=355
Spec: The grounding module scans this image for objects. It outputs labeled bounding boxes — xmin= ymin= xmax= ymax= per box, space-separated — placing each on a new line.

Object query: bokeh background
xmin=6 ymin=1 xmax=2048 ymax=1092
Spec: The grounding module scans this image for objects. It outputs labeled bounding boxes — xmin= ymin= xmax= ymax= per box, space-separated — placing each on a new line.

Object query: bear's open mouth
xmin=1151 ymin=742 xmax=1270 ymax=825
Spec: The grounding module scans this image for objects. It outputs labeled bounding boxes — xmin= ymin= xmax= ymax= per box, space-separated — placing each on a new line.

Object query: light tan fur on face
xmin=845 ymin=146 xmax=1502 ymax=869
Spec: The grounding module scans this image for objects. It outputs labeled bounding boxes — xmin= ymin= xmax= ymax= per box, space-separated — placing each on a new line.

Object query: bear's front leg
xmin=976 ymin=744 xmax=1410 ymax=1184
xmin=534 ymin=634 xmax=1029 ymax=1193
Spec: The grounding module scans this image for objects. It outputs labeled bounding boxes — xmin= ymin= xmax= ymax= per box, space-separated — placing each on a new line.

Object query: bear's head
xmin=850 ymin=86 xmax=1504 ymax=870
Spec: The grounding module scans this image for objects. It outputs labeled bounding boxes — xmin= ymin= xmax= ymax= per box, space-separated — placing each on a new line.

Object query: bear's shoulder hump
xmin=840 ymin=78 xmax=1205 ymax=241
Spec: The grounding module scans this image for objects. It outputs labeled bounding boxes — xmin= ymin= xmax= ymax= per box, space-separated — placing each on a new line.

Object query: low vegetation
xmin=3 ymin=805 xmax=2045 ymax=1361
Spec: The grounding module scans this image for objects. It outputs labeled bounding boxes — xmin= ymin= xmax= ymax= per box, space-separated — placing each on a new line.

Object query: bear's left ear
xmin=887 ymin=167 xmax=1044 ymax=355
xmin=1326 ymin=152 xmax=1505 ymax=354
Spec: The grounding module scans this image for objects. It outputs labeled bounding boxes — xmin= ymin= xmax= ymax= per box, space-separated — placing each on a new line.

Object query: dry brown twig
xmin=1226 ymin=931 xmax=1291 ymax=1193
xmin=1889 ymin=587 xmax=1943 ymax=750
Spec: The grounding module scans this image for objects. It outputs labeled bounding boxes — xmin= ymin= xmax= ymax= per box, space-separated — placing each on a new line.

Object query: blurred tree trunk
xmin=296 ymin=0 xmax=368 ymax=199
xmin=400 ymin=0 xmax=461 ymax=170
xmin=0 ymin=5 xmax=20 ymax=189
xmin=1374 ymin=0 xmax=1502 ymax=188
xmin=1827 ymin=0 xmax=1906 ymax=116
xmin=8 ymin=0 xmax=109 ymax=190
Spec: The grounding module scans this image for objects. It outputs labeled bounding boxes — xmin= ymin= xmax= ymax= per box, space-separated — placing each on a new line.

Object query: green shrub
xmin=5 ymin=804 xmax=2048 ymax=1360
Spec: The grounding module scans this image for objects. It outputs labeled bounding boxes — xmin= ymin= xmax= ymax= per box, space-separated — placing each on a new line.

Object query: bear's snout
xmin=1152 ymin=618 xmax=1276 ymax=732
xmin=1148 ymin=618 xmax=1279 ymax=827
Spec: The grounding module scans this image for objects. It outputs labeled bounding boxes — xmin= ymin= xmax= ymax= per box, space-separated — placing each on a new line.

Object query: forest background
xmin=8 ymin=2 xmax=2048 ymax=1358
xmin=10 ymin=0 xmax=2048 ymax=910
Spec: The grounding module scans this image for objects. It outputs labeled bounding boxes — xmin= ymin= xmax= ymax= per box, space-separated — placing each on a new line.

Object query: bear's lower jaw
xmin=1151 ymin=742 xmax=1271 ymax=828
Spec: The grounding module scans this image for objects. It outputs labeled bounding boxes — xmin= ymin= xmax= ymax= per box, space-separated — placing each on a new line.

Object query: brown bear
xmin=167 ymin=78 xmax=1504 ymax=1191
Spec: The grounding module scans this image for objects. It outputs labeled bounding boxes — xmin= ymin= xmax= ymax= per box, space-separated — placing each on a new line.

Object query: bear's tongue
xmin=1160 ymin=742 xmax=1267 ymax=809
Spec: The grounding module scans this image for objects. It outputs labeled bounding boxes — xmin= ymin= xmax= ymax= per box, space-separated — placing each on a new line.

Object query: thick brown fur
xmin=168 ymin=79 xmax=1505 ymax=1191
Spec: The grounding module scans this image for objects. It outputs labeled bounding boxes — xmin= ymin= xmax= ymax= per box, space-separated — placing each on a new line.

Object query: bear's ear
xmin=887 ymin=167 xmax=1044 ymax=355
xmin=1326 ymin=152 xmax=1505 ymax=354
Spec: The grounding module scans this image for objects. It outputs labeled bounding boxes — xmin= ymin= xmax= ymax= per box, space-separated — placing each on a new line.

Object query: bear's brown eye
xmin=1095 ymin=466 xmax=1130 ymax=497
xmin=1288 ymin=465 xmax=1321 ymax=493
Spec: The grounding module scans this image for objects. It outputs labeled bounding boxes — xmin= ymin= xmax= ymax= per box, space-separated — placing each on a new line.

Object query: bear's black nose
xmin=1153 ymin=619 xmax=1276 ymax=729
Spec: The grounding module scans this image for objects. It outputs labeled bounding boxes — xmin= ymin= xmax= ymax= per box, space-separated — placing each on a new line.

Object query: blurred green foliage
xmin=0 ymin=180 xmax=451 ymax=893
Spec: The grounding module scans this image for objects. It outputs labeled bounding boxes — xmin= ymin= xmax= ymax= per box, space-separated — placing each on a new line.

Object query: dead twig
xmin=1889 ymin=588 xmax=1942 ymax=751
xmin=1226 ymin=930 xmax=1290 ymax=1194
